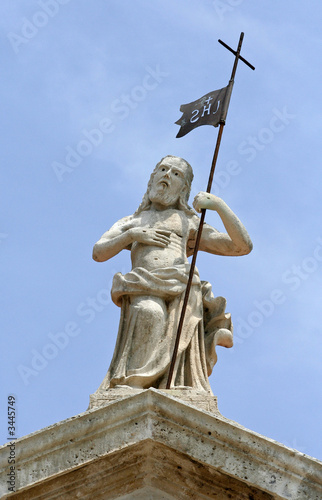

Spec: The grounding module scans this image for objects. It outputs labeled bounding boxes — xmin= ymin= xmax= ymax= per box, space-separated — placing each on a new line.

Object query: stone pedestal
xmin=1 ymin=389 xmax=321 ymax=499
xmin=89 ymin=386 xmax=220 ymax=414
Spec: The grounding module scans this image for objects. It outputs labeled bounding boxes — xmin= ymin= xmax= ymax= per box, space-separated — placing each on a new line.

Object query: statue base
xmin=89 ymin=386 xmax=221 ymax=415
xmin=3 ymin=389 xmax=321 ymax=499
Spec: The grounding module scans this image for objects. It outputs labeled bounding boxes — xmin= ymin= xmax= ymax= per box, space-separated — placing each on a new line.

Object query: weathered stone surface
xmin=1 ymin=389 xmax=321 ymax=499
xmin=92 ymin=155 xmax=252 ymax=394
xmin=89 ymin=386 xmax=220 ymax=414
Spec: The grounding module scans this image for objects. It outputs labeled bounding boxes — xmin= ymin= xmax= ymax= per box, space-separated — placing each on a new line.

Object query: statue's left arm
xmin=192 ymin=192 xmax=253 ymax=256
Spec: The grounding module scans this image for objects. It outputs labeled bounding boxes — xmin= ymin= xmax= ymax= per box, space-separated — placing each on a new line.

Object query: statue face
xmin=149 ymin=157 xmax=188 ymax=207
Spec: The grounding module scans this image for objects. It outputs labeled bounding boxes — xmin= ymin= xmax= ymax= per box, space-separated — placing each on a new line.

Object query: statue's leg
xmin=125 ymin=295 xmax=168 ymax=387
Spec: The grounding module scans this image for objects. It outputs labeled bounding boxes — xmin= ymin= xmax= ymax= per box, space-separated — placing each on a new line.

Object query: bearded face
xmin=149 ymin=157 xmax=189 ymax=208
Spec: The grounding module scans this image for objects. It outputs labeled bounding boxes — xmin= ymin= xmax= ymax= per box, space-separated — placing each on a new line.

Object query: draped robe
xmin=96 ymin=263 xmax=233 ymax=393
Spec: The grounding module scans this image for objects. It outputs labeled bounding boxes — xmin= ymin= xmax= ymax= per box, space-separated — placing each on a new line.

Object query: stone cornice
xmin=0 ymin=389 xmax=321 ymax=499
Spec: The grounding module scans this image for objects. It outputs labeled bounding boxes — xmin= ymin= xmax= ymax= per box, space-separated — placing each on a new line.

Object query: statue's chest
xmin=140 ymin=211 xmax=190 ymax=238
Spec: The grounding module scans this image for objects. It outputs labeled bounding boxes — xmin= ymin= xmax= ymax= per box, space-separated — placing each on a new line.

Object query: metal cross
xmin=219 ymin=32 xmax=255 ymax=83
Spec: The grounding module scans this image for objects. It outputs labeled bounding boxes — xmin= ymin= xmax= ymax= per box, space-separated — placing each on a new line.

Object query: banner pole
xmin=166 ymin=123 xmax=225 ymax=389
xmin=166 ymin=32 xmax=254 ymax=389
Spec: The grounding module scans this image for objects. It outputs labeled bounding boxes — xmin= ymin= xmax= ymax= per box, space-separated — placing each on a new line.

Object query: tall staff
xmin=166 ymin=32 xmax=255 ymax=389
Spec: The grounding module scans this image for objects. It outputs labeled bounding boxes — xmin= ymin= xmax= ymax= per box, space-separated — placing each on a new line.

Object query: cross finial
xmin=219 ymin=32 xmax=255 ymax=82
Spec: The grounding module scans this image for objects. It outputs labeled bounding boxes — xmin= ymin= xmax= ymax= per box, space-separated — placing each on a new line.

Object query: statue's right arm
xmin=92 ymin=216 xmax=134 ymax=262
xmin=92 ymin=215 xmax=172 ymax=262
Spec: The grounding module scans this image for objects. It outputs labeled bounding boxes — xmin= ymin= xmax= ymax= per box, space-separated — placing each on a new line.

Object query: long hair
xmin=134 ymin=155 xmax=195 ymax=216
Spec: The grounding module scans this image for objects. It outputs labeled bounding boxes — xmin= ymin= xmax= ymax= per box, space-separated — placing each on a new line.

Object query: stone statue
xmin=92 ymin=155 xmax=252 ymax=393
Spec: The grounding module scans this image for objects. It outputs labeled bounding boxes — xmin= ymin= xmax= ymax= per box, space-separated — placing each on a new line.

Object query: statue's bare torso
xmin=129 ymin=208 xmax=196 ymax=271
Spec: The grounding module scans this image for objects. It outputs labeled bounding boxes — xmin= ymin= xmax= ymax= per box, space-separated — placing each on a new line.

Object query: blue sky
xmin=1 ymin=0 xmax=322 ymax=462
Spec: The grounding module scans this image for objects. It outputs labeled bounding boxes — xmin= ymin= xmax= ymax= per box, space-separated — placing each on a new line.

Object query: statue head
xmin=135 ymin=155 xmax=194 ymax=215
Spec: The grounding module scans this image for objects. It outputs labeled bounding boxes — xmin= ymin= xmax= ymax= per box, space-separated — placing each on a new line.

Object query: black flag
xmin=175 ymin=84 xmax=232 ymax=138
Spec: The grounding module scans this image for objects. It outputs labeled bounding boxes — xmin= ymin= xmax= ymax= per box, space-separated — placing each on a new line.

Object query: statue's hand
xmin=129 ymin=228 xmax=171 ymax=247
xmin=193 ymin=192 xmax=222 ymax=213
